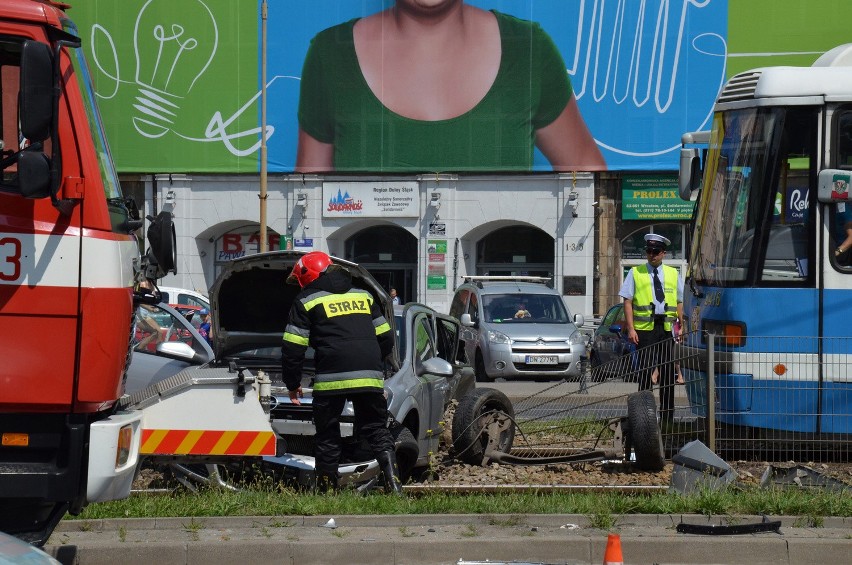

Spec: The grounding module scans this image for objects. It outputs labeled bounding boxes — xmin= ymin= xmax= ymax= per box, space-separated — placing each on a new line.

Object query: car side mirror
xmin=418 ymin=357 xmax=454 ymax=378
xmin=156 ymin=341 xmax=201 ymax=362
xmin=460 ymin=313 xmax=476 ymax=328
xmin=573 ymin=313 xmax=585 ymax=327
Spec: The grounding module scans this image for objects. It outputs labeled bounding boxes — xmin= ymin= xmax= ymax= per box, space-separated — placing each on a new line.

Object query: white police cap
xmin=644 ymin=233 xmax=671 ymax=247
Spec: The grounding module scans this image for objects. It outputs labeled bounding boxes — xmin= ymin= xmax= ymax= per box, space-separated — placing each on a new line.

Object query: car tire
xmin=451 ymin=388 xmax=515 ymax=465
xmin=474 ymin=352 xmax=491 ymax=383
xmin=391 ymin=425 xmax=419 ymax=482
xmin=627 ymin=390 xmax=665 ymax=471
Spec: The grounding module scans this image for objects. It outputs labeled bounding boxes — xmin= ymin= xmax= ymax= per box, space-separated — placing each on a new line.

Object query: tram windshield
xmin=689 ymin=107 xmax=816 ymax=286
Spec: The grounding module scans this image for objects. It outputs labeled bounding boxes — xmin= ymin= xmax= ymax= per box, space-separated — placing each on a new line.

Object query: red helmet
xmin=287 ymin=251 xmax=332 ymax=288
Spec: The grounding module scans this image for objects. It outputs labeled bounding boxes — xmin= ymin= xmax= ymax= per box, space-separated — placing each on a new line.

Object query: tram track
xmin=130 ymin=483 xmax=668 ymax=496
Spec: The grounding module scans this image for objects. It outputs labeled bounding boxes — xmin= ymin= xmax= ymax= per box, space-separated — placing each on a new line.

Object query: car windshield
xmin=481 ymin=293 xmax=570 ymax=323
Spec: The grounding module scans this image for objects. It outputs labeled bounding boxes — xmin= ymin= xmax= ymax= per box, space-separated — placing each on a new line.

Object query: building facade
xmin=126 ymin=172 xmax=599 ymax=317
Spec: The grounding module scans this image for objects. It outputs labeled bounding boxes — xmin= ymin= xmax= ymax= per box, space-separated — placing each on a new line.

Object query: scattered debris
xmin=321 ymin=518 xmax=337 ymax=529
xmin=670 ymin=440 xmax=735 ymax=494
xmin=677 ymin=515 xmax=781 ymax=536
xmin=760 ymin=464 xmax=850 ymax=491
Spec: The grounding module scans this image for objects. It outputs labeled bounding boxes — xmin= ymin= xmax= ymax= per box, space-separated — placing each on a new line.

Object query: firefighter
xmin=281 ymin=251 xmax=403 ymax=494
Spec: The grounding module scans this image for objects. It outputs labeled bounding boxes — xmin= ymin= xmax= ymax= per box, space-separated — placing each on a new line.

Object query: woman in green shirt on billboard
xmin=296 ymin=0 xmax=606 ymax=173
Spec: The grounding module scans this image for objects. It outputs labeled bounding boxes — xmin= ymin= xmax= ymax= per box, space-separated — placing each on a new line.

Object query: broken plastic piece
xmin=677 ymin=515 xmax=781 ymax=535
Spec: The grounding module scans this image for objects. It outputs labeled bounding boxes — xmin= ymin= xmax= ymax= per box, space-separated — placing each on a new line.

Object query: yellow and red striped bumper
xmin=140 ymin=429 xmax=276 ymax=456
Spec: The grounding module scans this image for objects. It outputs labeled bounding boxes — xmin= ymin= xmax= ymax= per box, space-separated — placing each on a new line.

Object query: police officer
xmin=281 ymin=251 xmax=403 ymax=494
xmin=619 ymin=234 xmax=684 ymax=427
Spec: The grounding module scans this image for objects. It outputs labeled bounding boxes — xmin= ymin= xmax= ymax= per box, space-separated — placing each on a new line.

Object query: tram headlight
xmin=702 ymin=320 xmax=746 ymax=347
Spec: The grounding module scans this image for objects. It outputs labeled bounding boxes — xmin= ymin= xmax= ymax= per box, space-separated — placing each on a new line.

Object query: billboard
xmin=70 ymin=0 xmax=851 ymax=174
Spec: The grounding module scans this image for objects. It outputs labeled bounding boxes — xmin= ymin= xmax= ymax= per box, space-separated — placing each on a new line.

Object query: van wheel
xmin=475 ymin=352 xmax=491 ymax=382
xmin=451 ymin=388 xmax=515 ymax=465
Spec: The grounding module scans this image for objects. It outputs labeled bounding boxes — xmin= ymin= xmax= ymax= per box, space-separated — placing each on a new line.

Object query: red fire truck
xmin=0 ymin=1 xmax=275 ymax=545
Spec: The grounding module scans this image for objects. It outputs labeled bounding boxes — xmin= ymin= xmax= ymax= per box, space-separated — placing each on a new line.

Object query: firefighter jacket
xmin=281 ymin=266 xmax=393 ymax=395
xmin=630 ymin=264 xmax=678 ymax=331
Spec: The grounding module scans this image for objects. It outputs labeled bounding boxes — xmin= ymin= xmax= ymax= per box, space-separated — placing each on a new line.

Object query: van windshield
xmin=482 ymin=293 xmax=570 ymax=323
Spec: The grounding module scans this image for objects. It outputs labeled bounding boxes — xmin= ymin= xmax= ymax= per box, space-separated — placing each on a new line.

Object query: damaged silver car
xmin=163 ymin=251 xmax=509 ymax=490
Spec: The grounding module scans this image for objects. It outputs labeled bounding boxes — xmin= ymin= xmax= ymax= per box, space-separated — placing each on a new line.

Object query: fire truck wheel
xmin=627 ymin=390 xmax=665 ymax=471
xmin=451 ymin=388 xmax=515 ymax=465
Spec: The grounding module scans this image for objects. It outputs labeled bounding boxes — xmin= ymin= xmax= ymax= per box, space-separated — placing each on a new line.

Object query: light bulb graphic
xmin=132 ymin=0 xmax=218 ymax=138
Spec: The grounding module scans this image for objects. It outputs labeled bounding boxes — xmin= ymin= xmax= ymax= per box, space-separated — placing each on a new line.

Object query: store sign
xmin=217 ymin=231 xmax=279 ymax=261
xmin=294 ymin=238 xmax=314 ymax=251
xmin=427 ymin=239 xmax=447 ymax=289
xmin=429 ymin=222 xmax=446 ymax=236
xmin=622 ymin=175 xmax=695 ymax=220
xmin=322 ymin=182 xmax=419 ymax=218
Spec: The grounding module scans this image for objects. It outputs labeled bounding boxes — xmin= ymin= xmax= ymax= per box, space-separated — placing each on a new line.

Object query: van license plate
xmin=526 ymin=355 xmax=558 ymax=365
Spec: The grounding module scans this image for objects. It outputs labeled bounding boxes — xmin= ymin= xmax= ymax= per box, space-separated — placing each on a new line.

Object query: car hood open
xmin=208 ymin=251 xmax=392 ymax=360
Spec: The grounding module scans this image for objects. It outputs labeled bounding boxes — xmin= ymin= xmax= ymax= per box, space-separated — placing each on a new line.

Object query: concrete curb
xmin=45 ymin=514 xmax=852 ymax=565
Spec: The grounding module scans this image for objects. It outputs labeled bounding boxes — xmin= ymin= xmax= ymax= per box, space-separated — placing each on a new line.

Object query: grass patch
xmin=71 ymin=484 xmax=852 ymax=521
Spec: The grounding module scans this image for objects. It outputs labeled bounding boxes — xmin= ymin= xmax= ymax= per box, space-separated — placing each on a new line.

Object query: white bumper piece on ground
xmin=263 ymin=452 xmax=380 ymax=488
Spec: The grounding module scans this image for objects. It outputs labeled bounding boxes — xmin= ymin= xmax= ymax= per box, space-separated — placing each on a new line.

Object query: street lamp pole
xmin=259 ymin=0 xmax=269 ymax=252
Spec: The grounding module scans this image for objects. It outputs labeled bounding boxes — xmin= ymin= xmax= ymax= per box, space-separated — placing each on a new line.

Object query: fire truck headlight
xmin=116 ymin=425 xmax=133 ymax=468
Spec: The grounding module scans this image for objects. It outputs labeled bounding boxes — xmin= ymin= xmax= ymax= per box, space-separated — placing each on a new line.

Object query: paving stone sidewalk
xmin=45 ymin=513 xmax=852 ymax=564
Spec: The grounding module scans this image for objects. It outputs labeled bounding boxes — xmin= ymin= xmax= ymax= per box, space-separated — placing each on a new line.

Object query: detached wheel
xmin=451 ymin=388 xmax=515 ymax=465
xmin=391 ymin=425 xmax=419 ymax=482
xmin=627 ymin=390 xmax=664 ymax=471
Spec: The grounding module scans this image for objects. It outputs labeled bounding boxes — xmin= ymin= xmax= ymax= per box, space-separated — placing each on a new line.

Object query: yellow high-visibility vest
xmin=630 ymin=264 xmax=678 ymax=331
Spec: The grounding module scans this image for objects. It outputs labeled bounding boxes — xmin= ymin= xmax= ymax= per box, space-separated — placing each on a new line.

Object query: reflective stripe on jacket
xmin=630 ymin=264 xmax=678 ymax=331
xmin=281 ymin=267 xmax=393 ymax=395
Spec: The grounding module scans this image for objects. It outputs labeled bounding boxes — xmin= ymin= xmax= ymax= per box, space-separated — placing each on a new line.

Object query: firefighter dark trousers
xmin=312 ymin=391 xmax=394 ymax=474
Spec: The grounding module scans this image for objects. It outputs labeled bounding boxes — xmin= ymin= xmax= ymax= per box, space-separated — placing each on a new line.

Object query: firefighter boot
xmin=376 ymin=450 xmax=404 ymax=495
xmin=314 ymin=469 xmax=338 ymax=494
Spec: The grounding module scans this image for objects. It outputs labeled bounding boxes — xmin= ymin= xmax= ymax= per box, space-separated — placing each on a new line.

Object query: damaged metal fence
xmin=508 ymin=331 xmax=852 ymax=463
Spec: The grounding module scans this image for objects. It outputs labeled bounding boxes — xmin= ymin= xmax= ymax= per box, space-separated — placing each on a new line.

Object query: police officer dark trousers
xmin=635 ymin=315 xmax=676 ymax=427
xmin=281 ymin=252 xmax=403 ymax=495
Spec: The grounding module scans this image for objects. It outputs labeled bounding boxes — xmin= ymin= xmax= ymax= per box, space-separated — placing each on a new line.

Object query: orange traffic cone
xmin=603 ymin=533 xmax=624 ymax=565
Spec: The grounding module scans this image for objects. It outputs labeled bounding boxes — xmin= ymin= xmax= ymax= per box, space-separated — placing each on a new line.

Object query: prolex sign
xmin=217 ymin=231 xmax=280 ymax=261
xmin=621 ymin=175 xmax=696 ymax=220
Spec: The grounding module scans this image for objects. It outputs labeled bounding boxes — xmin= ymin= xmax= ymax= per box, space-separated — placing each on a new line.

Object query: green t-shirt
xmin=298 ymin=10 xmax=572 ymax=172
